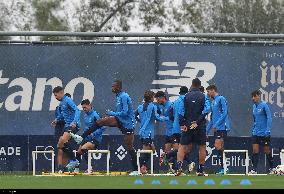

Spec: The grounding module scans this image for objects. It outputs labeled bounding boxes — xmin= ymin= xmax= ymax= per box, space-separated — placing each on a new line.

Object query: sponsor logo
xmin=0 ymin=70 xmax=94 ymax=111
xmin=151 ymin=62 xmax=216 ymax=101
xmin=115 ymin=145 xmax=127 ymax=160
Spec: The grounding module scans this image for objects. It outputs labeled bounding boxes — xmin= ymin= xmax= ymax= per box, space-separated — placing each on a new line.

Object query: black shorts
xmin=55 ymin=121 xmax=65 ymax=138
xmin=81 ymin=138 xmax=100 ymax=148
xmin=115 ymin=116 xmax=134 ymax=135
xmin=214 ymin=130 xmax=227 ymax=140
xmin=165 ymin=133 xmax=181 ymax=144
xmin=252 ymin=136 xmax=271 ymax=146
xmin=64 ymin=126 xmax=79 ymax=134
xmin=141 ymin=138 xmax=154 ymax=146
xmin=180 ymin=128 xmax=206 ymax=146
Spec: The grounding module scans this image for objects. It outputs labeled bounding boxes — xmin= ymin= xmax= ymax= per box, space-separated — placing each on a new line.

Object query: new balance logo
xmin=152 ymin=62 xmax=216 ymax=101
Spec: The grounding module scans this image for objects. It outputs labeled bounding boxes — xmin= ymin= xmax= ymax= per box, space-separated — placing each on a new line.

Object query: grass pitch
xmin=1 ymin=174 xmax=284 ymax=189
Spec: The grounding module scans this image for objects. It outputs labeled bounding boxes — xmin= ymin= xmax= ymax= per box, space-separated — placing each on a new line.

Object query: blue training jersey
xmin=55 ymin=106 xmax=64 ymax=121
xmin=109 ymin=91 xmax=136 ymax=130
xmin=136 ymin=102 xmax=168 ymax=139
xmin=158 ymin=100 xmax=174 ymax=137
xmin=206 ymin=95 xmax=229 ymax=134
xmin=57 ymin=95 xmax=81 ymax=128
xmin=251 ymin=101 xmax=272 ymax=137
xmin=84 ymin=108 xmax=105 ymax=143
xmin=171 ymin=95 xmax=185 ymax=135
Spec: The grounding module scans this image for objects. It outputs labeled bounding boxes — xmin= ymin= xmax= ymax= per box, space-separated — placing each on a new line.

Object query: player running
xmin=176 ymin=78 xmax=210 ymax=176
xmin=71 ymin=80 xmax=138 ymax=175
xmin=52 ymin=93 xmax=71 ymax=168
xmin=206 ymin=85 xmax=231 ymax=175
xmin=66 ymin=99 xmax=105 ymax=173
xmin=135 ymin=90 xmax=168 ymax=174
xmin=51 ymin=87 xmax=80 ymax=173
xmin=249 ymin=90 xmax=275 ymax=174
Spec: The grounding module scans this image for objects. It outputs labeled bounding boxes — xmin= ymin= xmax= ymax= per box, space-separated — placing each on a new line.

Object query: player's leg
xmin=57 ymin=132 xmax=75 ymax=172
xmin=262 ymin=136 xmax=275 ymax=173
xmin=196 ymin=128 xmax=207 ymax=176
xmin=80 ymin=142 xmax=96 ymax=173
xmin=123 ymin=133 xmax=138 ymax=172
xmin=214 ymin=131 xmax=227 ymax=174
xmin=139 ymin=139 xmax=152 ymax=174
xmin=251 ymin=136 xmax=260 ymax=173
xmin=79 ymin=117 xmax=119 ymax=140
xmin=159 ymin=136 xmax=172 ymax=166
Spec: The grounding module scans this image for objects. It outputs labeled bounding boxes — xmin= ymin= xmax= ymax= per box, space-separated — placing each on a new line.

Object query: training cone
xmin=169 ymin=180 xmax=178 ymax=185
xmin=240 ymin=179 xmax=251 ymax=185
xmin=187 ymin=180 xmax=197 ymax=185
xmin=220 ymin=179 xmax=231 ymax=185
xmin=134 ymin=179 xmax=144 ymax=185
xmin=204 ymin=179 xmax=215 ymax=185
xmin=151 ymin=180 xmax=161 ymax=185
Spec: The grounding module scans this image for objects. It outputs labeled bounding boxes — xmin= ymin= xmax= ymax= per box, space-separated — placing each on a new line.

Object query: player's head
xmin=206 ymin=85 xmax=218 ymax=97
xmin=53 ymin=86 xmax=64 ymax=101
xmin=251 ymin=90 xmax=261 ymax=103
xmin=144 ymin=90 xmax=155 ymax=103
xmin=155 ymin=91 xmax=166 ymax=104
xmin=81 ymin=99 xmax=92 ymax=112
xmin=65 ymin=93 xmax=71 ymax=98
xmin=199 ymin=86 xmax=205 ymax=93
xmin=179 ymin=86 xmax=188 ymax=95
xmin=112 ymin=80 xmax=122 ymax=93
xmin=191 ymin=78 xmax=201 ymax=89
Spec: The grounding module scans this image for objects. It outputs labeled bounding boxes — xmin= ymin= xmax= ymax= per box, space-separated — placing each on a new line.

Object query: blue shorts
xmin=115 ymin=116 xmax=134 ymax=135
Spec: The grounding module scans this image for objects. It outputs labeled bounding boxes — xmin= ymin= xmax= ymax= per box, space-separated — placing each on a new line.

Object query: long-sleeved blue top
xmin=56 ymin=95 xmax=81 ymax=128
xmin=55 ymin=106 xmax=64 ymax=121
xmin=206 ymin=95 xmax=229 ymax=134
xmin=84 ymin=108 xmax=105 ymax=143
xmin=107 ymin=91 xmax=136 ymax=130
xmin=251 ymin=101 xmax=272 ymax=137
xmin=171 ymin=95 xmax=185 ymax=135
xmin=136 ymin=102 xmax=168 ymax=139
xmin=158 ymin=101 xmax=175 ymax=137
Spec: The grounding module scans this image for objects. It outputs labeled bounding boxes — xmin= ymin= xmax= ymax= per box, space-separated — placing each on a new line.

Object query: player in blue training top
xmin=135 ymin=90 xmax=168 ymax=174
xmin=71 ymin=80 xmax=138 ymax=175
xmin=66 ymin=99 xmax=105 ymax=173
xmin=249 ymin=90 xmax=275 ymax=174
xmin=51 ymin=87 xmax=81 ymax=173
xmin=206 ymin=85 xmax=231 ymax=175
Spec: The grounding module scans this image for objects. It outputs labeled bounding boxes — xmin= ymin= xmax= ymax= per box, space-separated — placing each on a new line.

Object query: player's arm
xmin=196 ymin=96 xmax=210 ymax=126
xmin=264 ymin=103 xmax=272 ymax=135
xmin=212 ymin=97 xmax=228 ymax=129
xmin=67 ymin=98 xmax=80 ymax=127
xmin=202 ymin=95 xmax=211 ymax=115
xmin=108 ymin=95 xmax=129 ymax=116
xmin=206 ymin=119 xmax=213 ymax=135
xmin=154 ymin=105 xmax=168 ymax=122
xmin=134 ymin=109 xmax=140 ymax=122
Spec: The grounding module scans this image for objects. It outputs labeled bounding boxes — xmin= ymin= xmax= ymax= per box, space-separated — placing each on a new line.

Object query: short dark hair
xmin=179 ymin=86 xmax=188 ymax=95
xmin=199 ymin=86 xmax=205 ymax=93
xmin=53 ymin=86 xmax=63 ymax=93
xmin=206 ymin=85 xmax=218 ymax=92
xmin=113 ymin=80 xmax=122 ymax=88
xmin=81 ymin=99 xmax=91 ymax=105
xmin=144 ymin=90 xmax=155 ymax=102
xmin=192 ymin=78 xmax=201 ymax=88
xmin=251 ymin=90 xmax=261 ymax=97
xmin=155 ymin=91 xmax=166 ymax=98
xmin=65 ymin=93 xmax=71 ymax=98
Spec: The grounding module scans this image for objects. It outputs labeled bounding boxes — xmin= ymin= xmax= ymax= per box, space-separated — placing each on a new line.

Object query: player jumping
xmin=67 ymin=99 xmax=105 ymax=173
xmin=135 ymin=90 xmax=168 ymax=174
xmin=249 ymin=90 xmax=275 ymax=174
xmin=71 ymin=80 xmax=138 ymax=175
xmin=51 ymin=87 xmax=80 ymax=173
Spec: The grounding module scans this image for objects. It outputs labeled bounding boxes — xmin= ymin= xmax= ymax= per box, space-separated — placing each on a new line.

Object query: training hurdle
xmin=32 ymin=150 xmax=55 ymax=176
xmin=88 ymin=150 xmax=110 ymax=175
xmin=223 ymin=150 xmax=249 ymax=175
xmin=137 ymin=150 xmax=154 ymax=175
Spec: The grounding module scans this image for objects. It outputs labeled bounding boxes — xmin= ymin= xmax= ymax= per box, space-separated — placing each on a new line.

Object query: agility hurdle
xmin=137 ymin=150 xmax=154 ymax=175
xmin=87 ymin=150 xmax=110 ymax=175
xmin=32 ymin=150 xmax=55 ymax=176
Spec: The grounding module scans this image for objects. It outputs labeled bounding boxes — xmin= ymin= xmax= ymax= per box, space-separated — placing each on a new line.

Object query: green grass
xmin=1 ymin=174 xmax=284 ymax=189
